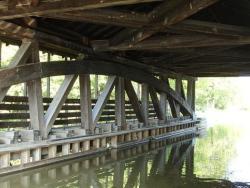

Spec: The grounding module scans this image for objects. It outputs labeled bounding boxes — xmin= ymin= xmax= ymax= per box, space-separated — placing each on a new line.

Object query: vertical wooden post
xmin=160 ymin=91 xmax=167 ymax=122
xmin=33 ymin=148 xmax=41 ymax=161
xmin=79 ymin=74 xmax=93 ymax=132
xmin=175 ymin=76 xmax=182 ymax=117
xmin=94 ymin=75 xmax=99 ymax=99
xmin=27 ymin=79 xmax=45 ymax=132
xmin=46 ymin=53 xmax=51 ymax=97
xmin=48 ymin=145 xmax=57 ymax=158
xmin=187 ymin=78 xmax=196 ymax=111
xmin=83 ymin=140 xmax=90 ymax=151
xmin=21 ymin=150 xmax=30 ymax=164
xmin=111 ymin=136 xmax=118 ymax=148
xmin=72 ymin=142 xmax=80 ymax=153
xmin=62 ymin=144 xmax=70 ymax=155
xmin=27 ymin=40 xmax=46 ymax=138
xmin=115 ymin=77 xmax=126 ymax=130
xmin=0 ymin=41 xmax=2 ymax=68
xmin=0 ymin=153 xmax=10 ymax=168
xmin=141 ymin=83 xmax=149 ymax=126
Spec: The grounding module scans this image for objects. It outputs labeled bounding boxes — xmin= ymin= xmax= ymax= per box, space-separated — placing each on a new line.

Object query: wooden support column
xmin=0 ymin=41 xmax=1 ymax=68
xmin=187 ymin=78 xmax=196 ymax=111
xmin=21 ymin=150 xmax=30 ymax=164
xmin=115 ymin=77 xmax=126 ymax=130
xmin=0 ymin=153 xmax=10 ymax=168
xmin=33 ymin=148 xmax=41 ymax=161
xmin=46 ymin=53 xmax=51 ymax=97
xmin=45 ymin=75 xmax=77 ymax=136
xmin=27 ymin=41 xmax=46 ymax=138
xmin=160 ymin=89 xmax=167 ymax=122
xmin=175 ymin=76 xmax=182 ymax=117
xmin=94 ymin=75 xmax=99 ymax=99
xmin=141 ymin=83 xmax=149 ymax=126
xmin=62 ymin=144 xmax=70 ymax=155
xmin=27 ymin=79 xmax=45 ymax=132
xmin=79 ymin=74 xmax=93 ymax=132
xmin=92 ymin=76 xmax=116 ymax=126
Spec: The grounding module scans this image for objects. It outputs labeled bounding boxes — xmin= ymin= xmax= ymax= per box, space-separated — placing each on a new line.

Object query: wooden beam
xmin=0 ymin=40 xmax=32 ymax=102
xmin=27 ymin=79 xmax=45 ymax=135
xmin=0 ymin=0 xmax=162 ymax=20
xmin=92 ymin=76 xmax=116 ymax=126
xmin=0 ymin=60 xmax=193 ymax=116
xmin=44 ymin=75 xmax=77 ymax=135
xmin=175 ymin=76 xmax=181 ymax=117
xmin=141 ymin=83 xmax=149 ymax=126
xmin=94 ymin=34 xmax=250 ymax=51
xmin=0 ymin=20 xmax=92 ymax=54
xmin=110 ymin=0 xmax=219 ymax=46
xmin=187 ymin=78 xmax=195 ymax=111
xmin=125 ymin=80 xmax=144 ymax=123
xmin=115 ymin=77 xmax=126 ymax=130
xmin=149 ymin=87 xmax=163 ymax=120
xmin=166 ymin=79 xmax=178 ymax=118
xmin=79 ymin=74 xmax=93 ymax=132
xmin=45 ymin=9 xmax=148 ymax=28
xmin=169 ymin=19 xmax=250 ymax=37
xmin=26 ymin=40 xmax=46 ymax=137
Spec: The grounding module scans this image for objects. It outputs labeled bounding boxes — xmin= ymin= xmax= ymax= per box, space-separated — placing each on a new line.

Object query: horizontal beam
xmin=0 ymin=0 xmax=162 ymax=20
xmin=0 ymin=21 xmax=92 ymax=54
xmin=0 ymin=60 xmax=193 ymax=115
xmin=44 ymin=9 xmax=148 ymax=28
xmin=93 ymin=34 xmax=250 ymax=51
xmin=110 ymin=0 xmax=219 ymax=46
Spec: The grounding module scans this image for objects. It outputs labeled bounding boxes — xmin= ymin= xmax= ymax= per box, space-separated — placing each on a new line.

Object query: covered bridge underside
xmin=0 ymin=0 xmax=247 ymax=173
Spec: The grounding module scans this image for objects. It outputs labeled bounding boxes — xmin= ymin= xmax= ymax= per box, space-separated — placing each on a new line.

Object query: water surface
xmin=0 ymin=124 xmax=249 ymax=188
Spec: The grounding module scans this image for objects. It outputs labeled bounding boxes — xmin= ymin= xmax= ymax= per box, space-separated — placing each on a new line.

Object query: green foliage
xmin=196 ymin=78 xmax=236 ymax=111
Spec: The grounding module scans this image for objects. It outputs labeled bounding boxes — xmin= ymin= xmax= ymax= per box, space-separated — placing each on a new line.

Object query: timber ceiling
xmin=0 ymin=0 xmax=250 ymax=77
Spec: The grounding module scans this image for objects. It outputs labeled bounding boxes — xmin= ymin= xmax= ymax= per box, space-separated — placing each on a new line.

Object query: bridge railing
xmin=0 ymin=95 xmax=158 ymax=129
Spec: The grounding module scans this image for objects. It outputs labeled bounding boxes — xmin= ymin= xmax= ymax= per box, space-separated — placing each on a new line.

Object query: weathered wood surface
xmin=0 ymin=0 xmax=163 ymax=20
xmin=92 ymin=76 xmax=116 ymax=126
xmin=0 ymin=60 xmax=193 ymax=116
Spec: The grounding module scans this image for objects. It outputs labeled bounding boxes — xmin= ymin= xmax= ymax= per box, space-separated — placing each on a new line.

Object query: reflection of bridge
xmin=0 ymin=134 xmax=245 ymax=188
xmin=0 ymin=0 xmax=248 ymax=175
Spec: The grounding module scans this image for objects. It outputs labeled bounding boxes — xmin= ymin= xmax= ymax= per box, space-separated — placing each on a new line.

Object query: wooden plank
xmin=92 ymin=76 xmax=116 ymax=126
xmin=45 ymin=9 xmax=148 ymax=28
xmin=0 ymin=0 xmax=162 ymax=20
xmin=79 ymin=74 xmax=93 ymax=132
xmin=115 ymin=77 xmax=126 ymax=129
xmin=141 ymin=83 xmax=149 ymax=126
xmin=125 ymin=80 xmax=144 ymax=123
xmin=27 ymin=40 xmax=46 ymax=137
xmin=175 ymin=76 xmax=181 ymax=117
xmin=44 ymin=75 xmax=77 ymax=136
xmin=187 ymin=78 xmax=196 ymax=111
xmin=96 ymin=34 xmax=250 ymax=51
xmin=27 ymin=79 xmax=45 ymax=133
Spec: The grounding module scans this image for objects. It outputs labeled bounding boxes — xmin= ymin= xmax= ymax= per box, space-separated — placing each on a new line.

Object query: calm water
xmin=0 ymin=124 xmax=250 ymax=188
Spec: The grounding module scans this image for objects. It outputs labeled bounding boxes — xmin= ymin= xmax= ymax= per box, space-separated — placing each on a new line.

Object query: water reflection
xmin=0 ymin=127 xmax=249 ymax=188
